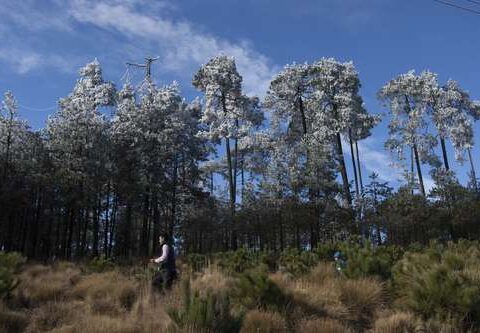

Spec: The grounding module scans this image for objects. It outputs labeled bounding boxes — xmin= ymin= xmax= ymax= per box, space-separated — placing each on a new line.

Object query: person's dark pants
xmin=152 ymin=269 xmax=174 ymax=291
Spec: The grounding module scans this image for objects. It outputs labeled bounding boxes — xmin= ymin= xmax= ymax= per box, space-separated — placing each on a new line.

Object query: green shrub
xmin=312 ymin=242 xmax=338 ymax=261
xmin=392 ymin=240 xmax=480 ymax=329
xmin=339 ymin=243 xmax=404 ymax=280
xmin=216 ymin=249 xmax=266 ymax=275
xmin=185 ymin=253 xmax=209 ymax=273
xmin=86 ymin=255 xmax=115 ymax=273
xmin=278 ymin=248 xmax=320 ymax=276
xmin=167 ymin=279 xmax=242 ymax=332
xmin=232 ymin=271 xmax=290 ymax=313
xmin=0 ymin=252 xmax=25 ymax=300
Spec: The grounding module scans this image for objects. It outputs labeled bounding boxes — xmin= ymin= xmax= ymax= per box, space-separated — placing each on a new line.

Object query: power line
xmin=432 ymin=0 xmax=480 ymax=15
xmin=464 ymin=0 xmax=480 ymax=6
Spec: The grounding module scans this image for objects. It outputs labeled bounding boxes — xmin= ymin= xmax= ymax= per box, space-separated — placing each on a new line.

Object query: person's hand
xmin=149 ymin=259 xmax=155 ymax=263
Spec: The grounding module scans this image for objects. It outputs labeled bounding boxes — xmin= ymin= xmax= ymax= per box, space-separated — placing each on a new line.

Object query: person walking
xmin=150 ymin=233 xmax=177 ymax=292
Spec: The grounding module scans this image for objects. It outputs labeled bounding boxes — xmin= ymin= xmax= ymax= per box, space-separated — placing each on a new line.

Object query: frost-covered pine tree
xmin=265 ymin=58 xmax=368 ymax=206
xmin=193 ymin=55 xmax=261 ymax=248
xmin=427 ymin=78 xmax=480 ymax=189
xmin=0 ymin=91 xmax=28 ymax=182
xmin=378 ymin=70 xmax=440 ymax=196
xmin=46 ymin=59 xmax=116 ymax=257
xmin=310 ymin=58 xmax=368 ymax=205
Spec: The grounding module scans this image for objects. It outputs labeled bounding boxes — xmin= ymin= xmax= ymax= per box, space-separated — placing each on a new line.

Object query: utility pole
xmin=126 ymin=56 xmax=159 ymax=82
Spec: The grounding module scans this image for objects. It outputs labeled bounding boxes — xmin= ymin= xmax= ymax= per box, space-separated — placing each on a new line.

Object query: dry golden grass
xmin=303 ymin=262 xmax=338 ymax=286
xmin=271 ymin=265 xmax=345 ymax=318
xmin=14 ymin=262 xmax=81 ymax=307
xmin=2 ymin=260 xmax=392 ymax=333
xmin=0 ymin=301 xmax=28 ymax=333
xmin=370 ymin=311 xmax=417 ymax=333
xmin=25 ymin=300 xmax=86 ymax=333
xmin=269 ymin=264 xmax=384 ymax=331
xmin=70 ymin=271 xmax=138 ymax=315
xmin=190 ymin=265 xmax=234 ymax=297
xmin=240 ymin=309 xmax=288 ymax=333
xmin=295 ymin=317 xmax=353 ymax=333
xmin=337 ymin=278 xmax=384 ymax=328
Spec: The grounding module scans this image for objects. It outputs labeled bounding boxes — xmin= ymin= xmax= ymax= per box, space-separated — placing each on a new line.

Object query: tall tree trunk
xmin=104 ymin=184 xmax=111 ymax=256
xmin=124 ymin=204 xmax=132 ymax=258
xmin=355 ymin=140 xmax=364 ymax=193
xmin=468 ymin=148 xmax=478 ymax=191
xmin=93 ymin=192 xmax=101 ymax=257
xmin=151 ymin=192 xmax=160 ymax=254
xmin=410 ymin=147 xmax=415 ymax=195
xmin=335 ymin=132 xmax=352 ymax=205
xmin=349 ymin=129 xmax=360 ymax=199
xmin=108 ymin=197 xmax=117 ymax=257
xmin=2 ymin=109 xmax=14 ymax=182
xmin=440 ymin=137 xmax=450 ymax=171
xmin=298 ymin=95 xmax=307 ymax=135
xmin=210 ymin=172 xmax=214 ymax=194
xmin=233 ymin=120 xmax=239 ymax=198
xmin=413 ymin=143 xmax=426 ymax=196
xmin=170 ymin=158 xmax=178 ymax=238
xmin=141 ymin=189 xmax=150 ymax=257
xmin=222 ymin=94 xmax=236 ymax=250
xmin=67 ymin=209 xmax=75 ymax=259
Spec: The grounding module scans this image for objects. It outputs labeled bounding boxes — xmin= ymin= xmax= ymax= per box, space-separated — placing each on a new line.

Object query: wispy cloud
xmin=0 ymin=48 xmax=74 ymax=75
xmin=0 ymin=0 xmax=277 ymax=96
xmin=67 ymin=0 xmax=277 ymax=96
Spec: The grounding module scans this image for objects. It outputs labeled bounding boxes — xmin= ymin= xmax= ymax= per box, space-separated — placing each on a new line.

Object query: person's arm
xmin=152 ymin=244 xmax=169 ymax=264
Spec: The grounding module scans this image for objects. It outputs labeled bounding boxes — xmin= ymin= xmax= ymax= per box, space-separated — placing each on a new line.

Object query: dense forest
xmin=1 ymin=55 xmax=480 ymax=261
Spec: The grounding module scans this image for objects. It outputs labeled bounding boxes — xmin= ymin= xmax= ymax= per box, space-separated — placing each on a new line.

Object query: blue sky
xmin=1 ymin=0 xmax=480 ymax=192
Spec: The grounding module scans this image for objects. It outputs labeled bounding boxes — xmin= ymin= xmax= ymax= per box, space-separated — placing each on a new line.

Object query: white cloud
xmin=0 ymin=0 xmax=277 ymax=95
xmin=67 ymin=0 xmax=277 ymax=96
xmin=0 ymin=48 xmax=75 ymax=75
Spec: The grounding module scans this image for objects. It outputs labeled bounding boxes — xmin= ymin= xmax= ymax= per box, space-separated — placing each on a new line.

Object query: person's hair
xmin=159 ymin=233 xmax=171 ymax=243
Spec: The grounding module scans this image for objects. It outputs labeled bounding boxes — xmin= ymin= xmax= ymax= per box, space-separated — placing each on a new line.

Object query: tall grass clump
xmin=0 ymin=252 xmax=25 ymax=300
xmin=71 ymin=271 xmax=138 ymax=315
xmin=240 ymin=310 xmax=287 ymax=332
xmin=392 ymin=240 xmax=480 ymax=330
xmin=13 ymin=262 xmax=81 ymax=307
xmin=167 ymin=278 xmax=242 ymax=332
xmin=231 ymin=270 xmax=291 ymax=313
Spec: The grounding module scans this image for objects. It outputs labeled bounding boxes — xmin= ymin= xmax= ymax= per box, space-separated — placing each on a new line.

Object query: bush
xmin=338 ymin=242 xmax=404 ymax=280
xmin=25 ymin=300 xmax=86 ymax=332
xmin=295 ymin=318 xmax=352 ymax=333
xmin=167 ymin=279 xmax=241 ymax=332
xmin=190 ymin=265 xmax=234 ymax=298
xmin=338 ymin=278 xmax=384 ymax=329
xmin=216 ymin=249 xmax=263 ymax=274
xmin=240 ymin=310 xmax=287 ymax=333
xmin=0 ymin=302 xmax=28 ymax=333
xmin=278 ymin=248 xmax=320 ymax=276
xmin=185 ymin=253 xmax=209 ymax=273
xmin=14 ymin=263 xmax=81 ymax=307
xmin=71 ymin=271 xmax=138 ymax=315
xmin=371 ymin=311 xmax=418 ymax=333
xmin=232 ymin=271 xmax=291 ymax=313
xmin=0 ymin=252 xmax=25 ymax=299
xmin=392 ymin=240 xmax=480 ymax=329
xmin=86 ymin=255 xmax=115 ymax=273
